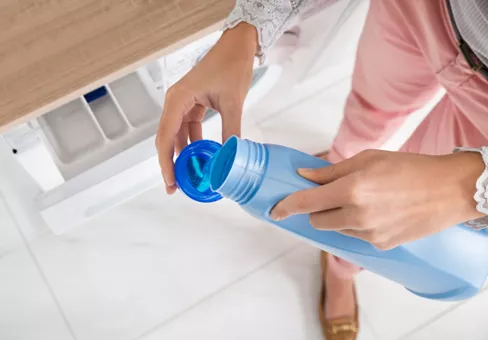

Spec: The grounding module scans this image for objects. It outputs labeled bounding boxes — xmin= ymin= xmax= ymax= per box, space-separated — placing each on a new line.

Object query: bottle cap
xmin=174 ymin=140 xmax=223 ymax=203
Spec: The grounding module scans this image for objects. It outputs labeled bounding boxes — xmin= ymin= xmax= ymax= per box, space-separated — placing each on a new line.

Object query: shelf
xmin=0 ymin=0 xmax=234 ymax=133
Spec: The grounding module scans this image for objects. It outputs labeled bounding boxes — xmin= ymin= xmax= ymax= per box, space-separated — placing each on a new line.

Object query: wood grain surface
xmin=0 ymin=0 xmax=234 ymax=132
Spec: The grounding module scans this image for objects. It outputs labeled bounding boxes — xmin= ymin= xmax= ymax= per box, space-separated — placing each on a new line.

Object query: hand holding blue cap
xmin=174 ymin=140 xmax=222 ymax=203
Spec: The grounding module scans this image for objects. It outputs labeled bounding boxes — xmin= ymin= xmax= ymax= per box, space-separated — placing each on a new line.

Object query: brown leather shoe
xmin=319 ymin=252 xmax=359 ymax=340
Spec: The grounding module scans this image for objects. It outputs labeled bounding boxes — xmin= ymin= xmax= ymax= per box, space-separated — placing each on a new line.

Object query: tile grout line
xmin=1 ymin=193 xmax=79 ymax=340
xmin=360 ymin=311 xmax=383 ymax=340
xmin=134 ymin=242 xmax=304 ymax=340
xmin=395 ymin=290 xmax=488 ymax=340
xmin=362 ymin=283 xmax=488 ymax=340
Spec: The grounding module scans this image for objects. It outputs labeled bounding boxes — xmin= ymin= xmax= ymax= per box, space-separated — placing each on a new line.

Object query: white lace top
xmin=223 ymin=0 xmax=488 ymax=229
xmin=223 ymin=0 xmax=338 ymax=59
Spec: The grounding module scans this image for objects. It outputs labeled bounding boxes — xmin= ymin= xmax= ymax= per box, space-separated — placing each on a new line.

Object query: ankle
xmin=326 ymin=270 xmax=354 ymax=292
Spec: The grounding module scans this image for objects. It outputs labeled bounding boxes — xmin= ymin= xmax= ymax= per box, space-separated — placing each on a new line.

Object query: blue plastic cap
xmin=174 ymin=140 xmax=223 ymax=203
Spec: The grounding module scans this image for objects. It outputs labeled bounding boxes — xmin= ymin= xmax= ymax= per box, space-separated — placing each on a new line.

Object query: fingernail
xmin=270 ymin=210 xmax=283 ymax=221
xmin=165 ymin=184 xmax=177 ymax=195
xmin=297 ymin=168 xmax=314 ymax=176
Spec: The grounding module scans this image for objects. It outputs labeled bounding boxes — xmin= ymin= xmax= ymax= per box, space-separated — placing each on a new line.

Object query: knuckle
xmin=375 ymin=241 xmax=394 ymax=251
xmin=358 ymin=149 xmax=387 ymax=165
xmin=221 ymin=97 xmax=243 ymax=113
xmin=370 ymin=157 xmax=388 ymax=172
xmin=347 ymin=173 xmax=365 ymax=205
xmin=165 ymin=85 xmax=179 ymax=98
xmin=363 ymin=230 xmax=373 ymax=243
xmin=165 ymin=84 xmax=191 ymax=103
xmin=294 ymin=193 xmax=310 ymax=211
xmin=347 ymin=173 xmax=375 ymax=208
xmin=348 ymin=187 xmax=361 ymax=205
xmin=358 ymin=149 xmax=376 ymax=159
xmin=365 ymin=229 xmax=379 ymax=243
xmin=367 ymin=231 xmax=392 ymax=250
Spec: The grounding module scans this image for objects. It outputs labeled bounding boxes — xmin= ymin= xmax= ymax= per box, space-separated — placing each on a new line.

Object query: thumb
xmin=298 ymin=154 xmax=363 ymax=185
xmin=219 ymin=101 xmax=243 ymax=142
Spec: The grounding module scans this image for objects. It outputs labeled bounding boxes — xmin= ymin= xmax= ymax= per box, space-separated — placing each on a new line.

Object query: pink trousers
xmin=326 ymin=0 xmax=488 ymax=278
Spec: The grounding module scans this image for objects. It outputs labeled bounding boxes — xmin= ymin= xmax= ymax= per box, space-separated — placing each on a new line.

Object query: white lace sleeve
xmin=223 ymin=0 xmax=337 ymax=60
xmin=454 ymin=147 xmax=488 ymax=230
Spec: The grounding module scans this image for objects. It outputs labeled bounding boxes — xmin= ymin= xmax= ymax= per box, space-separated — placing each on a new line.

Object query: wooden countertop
xmin=0 ymin=0 xmax=234 ymax=132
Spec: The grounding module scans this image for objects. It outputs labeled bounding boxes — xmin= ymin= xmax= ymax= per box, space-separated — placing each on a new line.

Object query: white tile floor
xmin=2 ymin=1 xmax=488 ymax=339
xmin=29 ymin=196 xmax=300 ymax=340
xmin=139 ymin=245 xmax=377 ymax=340
xmin=0 ymin=195 xmax=74 ymax=340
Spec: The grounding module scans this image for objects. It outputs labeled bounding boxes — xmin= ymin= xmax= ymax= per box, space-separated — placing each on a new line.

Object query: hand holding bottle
xmin=156 ymin=23 xmax=258 ymax=194
xmin=271 ymin=150 xmax=484 ymax=249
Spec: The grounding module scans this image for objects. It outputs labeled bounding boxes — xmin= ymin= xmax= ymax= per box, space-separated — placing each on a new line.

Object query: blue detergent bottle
xmin=175 ymin=137 xmax=488 ymax=301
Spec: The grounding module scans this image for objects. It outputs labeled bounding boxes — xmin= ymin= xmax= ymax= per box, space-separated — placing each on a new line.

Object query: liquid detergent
xmin=175 ymin=137 xmax=488 ymax=301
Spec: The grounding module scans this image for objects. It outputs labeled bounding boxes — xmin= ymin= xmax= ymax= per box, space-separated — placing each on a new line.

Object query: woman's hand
xmin=271 ymin=150 xmax=484 ymax=250
xmin=156 ymin=23 xmax=258 ymax=194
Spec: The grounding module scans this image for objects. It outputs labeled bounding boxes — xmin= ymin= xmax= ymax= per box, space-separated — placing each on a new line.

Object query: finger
xmin=175 ymin=124 xmax=189 ymax=155
xmin=187 ymin=104 xmax=205 ymax=143
xmin=156 ymin=127 xmax=176 ymax=194
xmin=270 ymin=177 xmax=352 ymax=221
xmin=338 ymin=228 xmax=396 ymax=250
xmin=157 ymin=90 xmax=195 ymax=190
xmin=156 ymin=136 xmax=177 ymax=194
xmin=220 ymin=103 xmax=242 ymax=142
xmin=189 ymin=122 xmax=203 ymax=143
xmin=337 ymin=229 xmax=371 ymax=241
xmin=190 ymin=103 xmax=207 ymax=121
xmin=309 ymin=207 xmax=359 ymax=231
xmin=299 ymin=150 xmax=374 ymax=185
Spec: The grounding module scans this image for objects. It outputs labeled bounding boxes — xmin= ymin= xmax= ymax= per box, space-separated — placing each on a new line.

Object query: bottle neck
xmin=209 ymin=137 xmax=267 ymax=204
